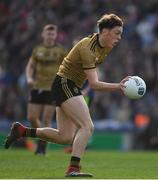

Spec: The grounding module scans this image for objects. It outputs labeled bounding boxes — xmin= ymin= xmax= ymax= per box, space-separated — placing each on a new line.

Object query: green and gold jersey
xmin=32 ymin=43 xmax=66 ymax=90
xmin=57 ymin=33 xmax=112 ymax=87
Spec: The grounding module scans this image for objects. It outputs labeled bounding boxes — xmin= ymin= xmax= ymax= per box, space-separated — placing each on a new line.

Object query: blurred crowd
xmin=0 ymin=0 xmax=158 ymax=148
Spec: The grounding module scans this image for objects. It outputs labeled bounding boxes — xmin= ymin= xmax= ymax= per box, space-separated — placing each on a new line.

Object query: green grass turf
xmin=0 ymin=148 xmax=158 ymax=179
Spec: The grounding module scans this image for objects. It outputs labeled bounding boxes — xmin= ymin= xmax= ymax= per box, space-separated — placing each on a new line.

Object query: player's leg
xmin=37 ymin=105 xmax=56 ymax=154
xmin=62 ymin=95 xmax=94 ymax=157
xmin=42 ymin=105 xmax=56 ymax=127
xmin=27 ymin=103 xmax=42 ymax=128
xmin=64 ymin=92 xmax=94 ymax=154
xmin=4 ymin=107 xmax=77 ymax=148
xmin=60 ymin=96 xmax=94 ymax=177
xmin=27 ymin=103 xmax=45 ymax=154
xmin=56 ymin=107 xmax=77 ymax=144
xmin=37 ymin=107 xmax=77 ymax=144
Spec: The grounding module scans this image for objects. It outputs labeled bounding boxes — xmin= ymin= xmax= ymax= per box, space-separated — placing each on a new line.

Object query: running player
xmin=5 ymin=14 xmax=129 ymax=177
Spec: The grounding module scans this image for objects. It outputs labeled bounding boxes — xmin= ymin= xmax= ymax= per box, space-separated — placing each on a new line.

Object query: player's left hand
xmin=119 ymin=76 xmax=131 ymax=94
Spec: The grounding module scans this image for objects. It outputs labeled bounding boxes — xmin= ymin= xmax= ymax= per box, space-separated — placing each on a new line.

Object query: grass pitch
xmin=0 ymin=148 xmax=158 ymax=179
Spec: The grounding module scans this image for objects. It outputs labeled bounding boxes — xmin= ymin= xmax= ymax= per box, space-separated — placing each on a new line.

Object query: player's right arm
xmin=26 ymin=57 xmax=36 ymax=87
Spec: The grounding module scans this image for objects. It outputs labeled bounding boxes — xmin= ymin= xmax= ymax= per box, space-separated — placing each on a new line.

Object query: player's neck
xmin=98 ymin=35 xmax=105 ymax=48
xmin=43 ymin=41 xmax=55 ymax=47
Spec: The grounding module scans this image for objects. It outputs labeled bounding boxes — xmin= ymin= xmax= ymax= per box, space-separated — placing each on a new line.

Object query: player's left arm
xmin=84 ymin=68 xmax=127 ymax=92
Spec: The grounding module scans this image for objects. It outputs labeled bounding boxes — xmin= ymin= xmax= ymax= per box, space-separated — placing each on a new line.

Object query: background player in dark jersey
xmin=5 ymin=14 xmax=129 ymax=177
xmin=26 ymin=24 xmax=65 ymax=155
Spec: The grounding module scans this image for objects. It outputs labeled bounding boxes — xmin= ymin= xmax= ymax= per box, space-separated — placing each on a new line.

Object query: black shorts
xmin=28 ymin=89 xmax=53 ymax=105
xmin=51 ymin=75 xmax=82 ymax=106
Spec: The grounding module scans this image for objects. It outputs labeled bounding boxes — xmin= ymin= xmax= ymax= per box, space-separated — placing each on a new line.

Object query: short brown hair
xmin=43 ymin=24 xmax=58 ymax=31
xmin=97 ymin=14 xmax=123 ymax=32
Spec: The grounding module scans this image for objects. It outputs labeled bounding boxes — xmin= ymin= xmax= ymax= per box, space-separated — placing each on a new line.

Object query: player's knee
xmin=90 ymin=123 xmax=94 ymax=134
xmin=88 ymin=124 xmax=94 ymax=136
xmin=58 ymin=132 xmax=73 ymax=144
xmin=83 ymin=123 xmax=94 ymax=137
xmin=61 ymin=136 xmax=73 ymax=144
xmin=64 ymin=137 xmax=73 ymax=144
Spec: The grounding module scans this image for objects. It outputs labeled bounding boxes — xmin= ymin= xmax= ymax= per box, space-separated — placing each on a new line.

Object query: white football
xmin=123 ymin=76 xmax=146 ymax=99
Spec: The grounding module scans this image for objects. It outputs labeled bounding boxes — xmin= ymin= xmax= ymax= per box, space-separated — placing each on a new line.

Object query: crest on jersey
xmin=73 ymin=87 xmax=79 ymax=94
xmin=37 ymin=52 xmax=44 ymax=57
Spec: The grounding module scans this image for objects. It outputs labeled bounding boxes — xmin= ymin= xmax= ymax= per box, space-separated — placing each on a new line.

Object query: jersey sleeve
xmin=31 ymin=47 xmax=38 ymax=62
xmin=80 ymin=46 xmax=96 ymax=70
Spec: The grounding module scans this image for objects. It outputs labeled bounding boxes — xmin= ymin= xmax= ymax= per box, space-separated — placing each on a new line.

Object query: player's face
xmin=102 ymin=26 xmax=123 ymax=48
xmin=42 ymin=29 xmax=57 ymax=45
